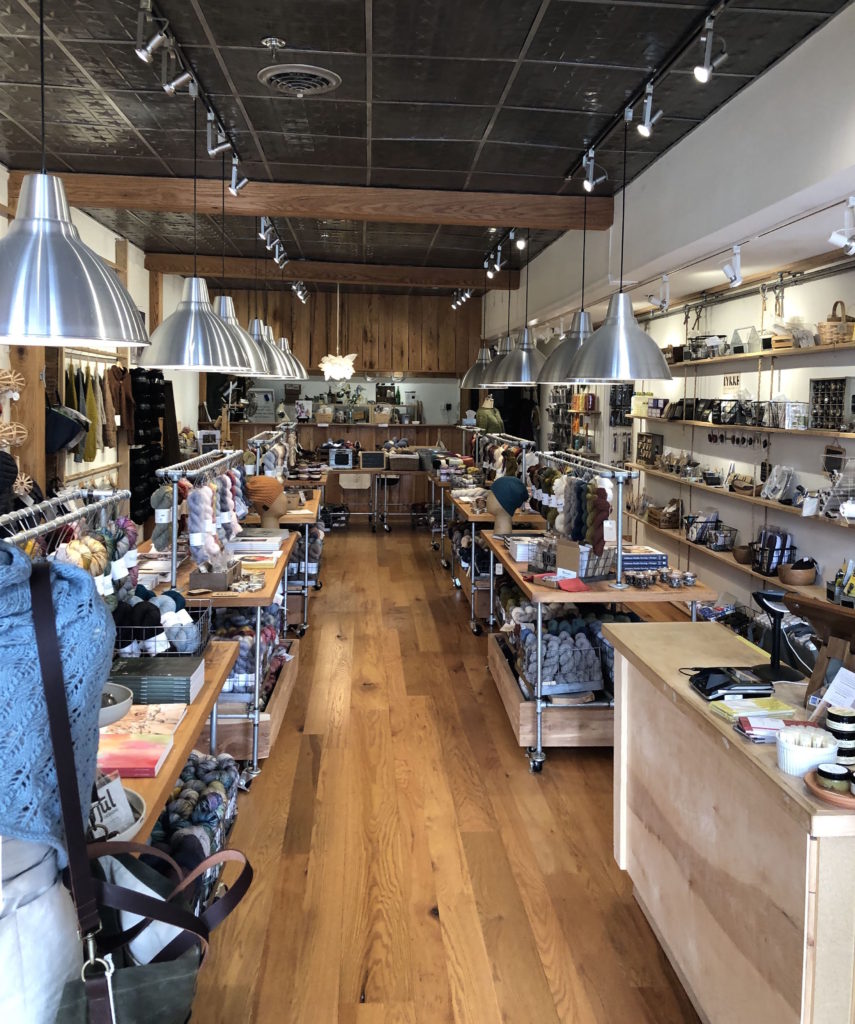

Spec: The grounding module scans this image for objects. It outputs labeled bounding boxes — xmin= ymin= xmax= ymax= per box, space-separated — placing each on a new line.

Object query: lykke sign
xmin=722 ymin=373 xmax=741 ymax=395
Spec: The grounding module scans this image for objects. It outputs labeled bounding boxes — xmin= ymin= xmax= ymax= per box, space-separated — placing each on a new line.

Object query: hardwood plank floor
xmin=193 ymin=527 xmax=699 ymax=1024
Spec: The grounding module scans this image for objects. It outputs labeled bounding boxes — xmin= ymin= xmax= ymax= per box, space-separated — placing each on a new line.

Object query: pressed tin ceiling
xmin=0 ymin=0 xmax=847 ymax=287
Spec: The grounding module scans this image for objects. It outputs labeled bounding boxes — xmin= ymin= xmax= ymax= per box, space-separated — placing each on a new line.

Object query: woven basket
xmin=817 ymin=300 xmax=855 ymax=346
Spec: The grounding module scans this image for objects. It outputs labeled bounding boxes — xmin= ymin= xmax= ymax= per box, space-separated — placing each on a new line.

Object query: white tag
xmin=143 ymin=632 xmax=169 ymax=656
xmin=102 ymin=575 xmax=114 ymax=596
xmin=154 ymin=508 xmax=172 ymax=524
xmin=175 ymin=609 xmax=193 ymax=625
xmin=205 ymin=521 xmax=217 ymax=534
xmin=124 ymin=549 xmax=138 ymax=568
xmin=114 ymin=414 xmax=121 ymax=428
xmin=217 ymin=512 xmax=231 ymax=524
xmin=603 ymin=520 xmax=617 ymax=543
xmin=495 ymin=564 xmax=504 ymax=575
xmin=189 ymin=532 xmax=204 ymax=545
xmin=245 ymin=465 xmax=256 ymax=475
xmin=89 ymin=776 xmax=134 ymax=840
xmin=111 ymin=557 xmax=128 ymax=581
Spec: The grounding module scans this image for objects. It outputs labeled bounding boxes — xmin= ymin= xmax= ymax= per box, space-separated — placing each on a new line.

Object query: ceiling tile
xmin=69 ymin=41 xmax=169 ymax=91
xmin=465 ymin=171 xmax=566 ymax=194
xmin=695 ymin=7 xmax=825 ymax=77
xmin=372 ymin=139 xmax=478 ymax=171
xmin=475 ymin=141 xmax=576 ymax=178
xmin=508 ymin=62 xmax=644 ymax=113
xmin=650 ymin=68 xmax=750 ymax=120
xmin=372 ymin=0 xmax=544 ymax=59
xmin=490 ymin=107 xmax=609 ymax=147
xmin=236 ymin=160 xmax=369 ymax=186
xmin=368 ymin=167 xmax=469 ymax=189
xmin=0 ymin=34 xmax=90 ymax=88
xmin=373 ymin=102 xmax=492 ymax=141
xmin=528 ymin=2 xmax=703 ymax=66
xmin=236 ymin=95 xmax=366 ymax=136
xmin=244 ymin=131 xmax=366 ymax=166
xmin=373 ymin=56 xmax=511 ymax=105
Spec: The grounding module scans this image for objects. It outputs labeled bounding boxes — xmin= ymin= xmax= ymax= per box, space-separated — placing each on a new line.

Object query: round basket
xmin=778 ymin=563 xmax=817 ymax=586
xmin=733 ymin=544 xmax=752 ymax=564
xmin=817 ymin=300 xmax=855 ymax=346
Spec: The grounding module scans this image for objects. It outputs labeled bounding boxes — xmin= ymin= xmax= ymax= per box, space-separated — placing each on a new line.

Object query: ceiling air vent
xmin=257 ymin=64 xmax=342 ymax=98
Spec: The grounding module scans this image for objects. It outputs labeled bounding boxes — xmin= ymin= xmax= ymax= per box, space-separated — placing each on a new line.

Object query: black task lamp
xmin=751 ymin=590 xmax=806 ymax=683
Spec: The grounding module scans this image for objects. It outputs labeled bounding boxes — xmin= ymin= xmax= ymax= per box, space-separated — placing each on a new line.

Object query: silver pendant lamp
xmin=141 ymin=96 xmax=254 ymax=373
xmin=480 ymin=268 xmax=516 ymax=389
xmin=566 ymin=120 xmax=671 ymax=384
xmin=540 ymin=193 xmax=593 ymax=383
xmin=538 ymin=323 xmax=564 ymax=358
xmin=461 ymin=270 xmax=493 ymax=390
xmin=279 ymin=337 xmax=308 ymax=380
xmin=211 ymin=163 xmax=269 ymax=376
xmin=495 ymin=230 xmax=546 ymax=386
xmin=249 ymin=317 xmax=294 ymax=377
xmin=0 ymin=0 xmax=148 ymax=351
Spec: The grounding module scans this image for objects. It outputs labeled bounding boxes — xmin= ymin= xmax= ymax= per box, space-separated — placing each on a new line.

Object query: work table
xmin=605 ymin=620 xmax=855 ymax=1024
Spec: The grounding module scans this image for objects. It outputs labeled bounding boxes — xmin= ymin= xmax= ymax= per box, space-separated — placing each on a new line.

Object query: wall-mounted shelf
xmin=666 ymin=340 xmax=855 ymax=372
xmin=625 ymin=511 xmax=827 ymax=600
xmin=625 ymin=461 xmax=853 ymax=531
xmin=628 ymin=414 xmax=855 ymax=442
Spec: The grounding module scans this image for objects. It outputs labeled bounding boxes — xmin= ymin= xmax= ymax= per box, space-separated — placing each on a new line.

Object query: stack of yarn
xmin=289 ymin=523 xmax=324 ymax=577
xmin=213 ymin=605 xmax=279 ymax=694
xmin=112 ymin=584 xmax=201 ymax=657
xmin=517 ymin=622 xmax=603 ymax=694
xmin=496 ymin=583 xmax=568 ymax=626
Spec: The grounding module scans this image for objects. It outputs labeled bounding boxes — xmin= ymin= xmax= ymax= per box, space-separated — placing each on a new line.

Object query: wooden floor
xmin=193 ymin=527 xmax=699 ymax=1024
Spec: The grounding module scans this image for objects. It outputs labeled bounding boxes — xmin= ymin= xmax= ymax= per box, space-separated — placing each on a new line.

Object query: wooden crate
xmin=486 ymin=633 xmax=614 ymax=748
xmin=197 ymin=640 xmax=300 ymax=760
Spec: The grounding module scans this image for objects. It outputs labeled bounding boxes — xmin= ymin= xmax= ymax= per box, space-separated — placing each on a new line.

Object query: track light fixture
xmin=228 ymin=155 xmax=248 ymax=196
xmin=647 ymin=274 xmax=670 ymax=311
xmin=694 ymin=16 xmax=728 ymax=83
xmin=509 ymin=228 xmax=526 ymax=251
xmin=451 ymin=288 xmax=473 ymax=311
xmin=136 ymin=27 xmax=168 ymax=64
xmin=206 ymin=110 xmax=232 ymax=157
xmin=582 ymin=149 xmax=607 ymax=193
xmin=291 ymin=281 xmax=308 ymax=304
xmin=829 ymin=197 xmax=855 ymax=255
xmin=722 ymin=244 xmax=742 ymax=288
xmin=163 ymin=68 xmax=193 ymax=95
xmin=134 ymin=2 xmax=169 ymax=64
xmin=637 ymin=83 xmax=663 ymax=139
xmin=484 ymin=258 xmax=495 ymax=280
xmin=494 ymin=244 xmax=503 ymax=272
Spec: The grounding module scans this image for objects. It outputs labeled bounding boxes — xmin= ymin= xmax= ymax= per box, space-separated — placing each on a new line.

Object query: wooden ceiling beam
xmin=7 ymin=171 xmax=612 ymax=231
xmin=143 ymin=253 xmax=520 ymax=290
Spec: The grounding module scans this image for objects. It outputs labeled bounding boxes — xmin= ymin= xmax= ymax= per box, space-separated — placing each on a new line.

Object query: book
xmin=734 ymin=716 xmax=815 ymax=743
xmin=710 ymin=696 xmax=798 ymax=722
xmin=239 ymin=551 xmax=281 ymax=569
xmin=111 ymin=655 xmax=205 ymax=704
xmin=97 ymin=733 xmax=173 ymax=778
xmin=100 ymin=703 xmax=187 ymax=737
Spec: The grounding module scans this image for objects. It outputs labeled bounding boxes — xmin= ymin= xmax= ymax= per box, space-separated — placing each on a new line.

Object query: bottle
xmin=395 ymin=386 xmax=401 ymax=405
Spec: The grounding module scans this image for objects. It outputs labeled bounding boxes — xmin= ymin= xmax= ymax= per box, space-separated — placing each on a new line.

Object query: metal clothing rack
xmin=247 ymin=422 xmax=296 ymax=476
xmin=0 ymin=489 xmax=131 ymax=552
xmin=468 ymin=428 xmax=537 ymax=480
xmin=535 ymin=449 xmax=639 ymax=590
xmin=156 ymin=449 xmax=243 ymax=587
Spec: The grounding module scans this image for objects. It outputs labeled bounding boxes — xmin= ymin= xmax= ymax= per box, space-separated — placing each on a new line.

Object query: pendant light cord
xmin=192 ymin=94 xmax=197 ymax=279
xmin=581 ymin=192 xmax=587 ymax=310
xmin=619 ymin=120 xmax=628 ymax=293
xmin=524 ymin=228 xmax=531 ymax=329
xmin=221 ymin=153 xmax=226 ymax=279
xmin=39 ymin=0 xmax=46 ymax=173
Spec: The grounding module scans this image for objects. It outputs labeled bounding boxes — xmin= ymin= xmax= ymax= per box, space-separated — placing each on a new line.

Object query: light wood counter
xmin=127 ymin=639 xmax=239 ymax=839
xmin=450 ymin=496 xmax=546 ymax=528
xmin=605 ymin=620 xmax=855 ymax=1024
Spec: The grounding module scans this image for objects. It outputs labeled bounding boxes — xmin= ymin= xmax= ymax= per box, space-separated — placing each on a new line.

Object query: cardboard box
xmin=315 ymin=411 xmax=333 ymax=424
xmin=188 ymin=558 xmax=242 ymax=592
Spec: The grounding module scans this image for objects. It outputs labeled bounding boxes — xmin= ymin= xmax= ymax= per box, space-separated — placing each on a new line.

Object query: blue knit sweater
xmin=0 ymin=543 xmax=115 ymax=867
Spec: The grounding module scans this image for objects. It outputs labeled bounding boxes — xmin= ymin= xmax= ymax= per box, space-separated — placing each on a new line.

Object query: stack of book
xmin=98 ymin=703 xmax=187 ymax=777
xmin=110 ymin=655 xmax=205 ymax=705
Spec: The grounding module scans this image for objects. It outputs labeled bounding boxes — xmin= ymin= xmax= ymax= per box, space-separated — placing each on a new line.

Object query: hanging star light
xmin=318 ymin=283 xmax=358 ymax=380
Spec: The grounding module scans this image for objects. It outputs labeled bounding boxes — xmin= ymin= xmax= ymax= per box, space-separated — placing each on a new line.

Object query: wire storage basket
xmin=114 ymin=601 xmax=212 ymax=658
xmin=706 ymin=524 xmax=738 ymax=552
xmin=750 ymin=541 xmax=796 ymax=576
xmin=683 ymin=511 xmax=718 ymax=545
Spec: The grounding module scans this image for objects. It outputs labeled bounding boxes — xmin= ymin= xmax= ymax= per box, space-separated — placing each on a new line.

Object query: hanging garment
xmin=107 ymin=364 xmax=135 ymax=438
xmin=101 ymin=370 xmax=117 ymax=448
xmin=92 ymin=372 xmax=106 ymax=453
xmin=64 ymin=367 xmax=76 ymax=411
xmin=161 ymin=379 xmax=181 ymax=466
xmin=73 ymin=368 xmax=87 ymax=463
xmin=83 ymin=369 xmax=98 ymax=462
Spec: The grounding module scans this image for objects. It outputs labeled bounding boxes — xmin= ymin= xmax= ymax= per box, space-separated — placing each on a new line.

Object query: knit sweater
xmin=0 ymin=544 xmax=115 ymax=867
xmin=107 ymin=364 xmax=135 ymax=438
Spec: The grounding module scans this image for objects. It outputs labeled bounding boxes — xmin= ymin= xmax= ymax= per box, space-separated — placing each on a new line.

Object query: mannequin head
xmin=245 ymin=477 xmax=290 ymax=530
xmin=488 ymin=475 xmax=528 ymax=534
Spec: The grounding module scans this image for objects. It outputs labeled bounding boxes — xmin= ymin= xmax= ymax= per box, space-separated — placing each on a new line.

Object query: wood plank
xmin=392 ymin=296 xmax=409 ymax=373
xmin=8 ymin=344 xmax=47 ymax=492
xmin=114 ymin=237 xmax=128 ymax=288
xmin=148 ymin=269 xmax=163 ymax=331
xmin=12 ymin=172 xmax=613 ymax=230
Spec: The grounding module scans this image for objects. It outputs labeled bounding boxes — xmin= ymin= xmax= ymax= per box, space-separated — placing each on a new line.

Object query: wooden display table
xmin=130 ymin=639 xmax=238 ymax=839
xmin=605 ymin=621 xmax=855 ymax=1024
xmin=449 ymin=496 xmax=546 ymax=632
xmin=482 ymin=530 xmax=717 ymax=769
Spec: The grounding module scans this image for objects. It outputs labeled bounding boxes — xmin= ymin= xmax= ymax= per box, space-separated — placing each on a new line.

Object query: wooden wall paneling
xmin=289 ymin=291 xmax=310 ymax=368
xmin=9 ymin=345 xmax=46 ymax=491
xmin=344 ymin=294 xmax=365 ymax=367
xmin=376 ymin=294 xmax=393 ymax=370
xmin=362 ymin=293 xmax=379 ymax=371
xmin=114 ymin=238 xmax=129 ymax=289
xmin=469 ymin=301 xmax=482 ymax=366
xmin=424 ymin=297 xmax=442 ymax=373
xmin=392 ymin=296 xmax=409 ymax=372
xmin=266 ymin=289 xmax=288 ymax=343
xmin=408 ymin=296 xmax=425 ymax=373
xmin=437 ymin=299 xmax=455 ymax=375
xmin=235 ymin=290 xmax=253 ymax=329
xmin=294 ymin=296 xmax=316 ymax=371
xmin=149 ymin=270 xmax=163 ymax=331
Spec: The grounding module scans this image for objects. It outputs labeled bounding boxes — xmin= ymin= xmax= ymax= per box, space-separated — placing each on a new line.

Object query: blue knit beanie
xmin=0 ymin=542 xmax=115 ymax=867
xmin=490 ymin=476 xmax=528 ymax=516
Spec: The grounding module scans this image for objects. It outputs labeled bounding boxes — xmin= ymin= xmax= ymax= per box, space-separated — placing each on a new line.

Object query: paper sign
xmin=822 ymin=666 xmax=855 ymax=710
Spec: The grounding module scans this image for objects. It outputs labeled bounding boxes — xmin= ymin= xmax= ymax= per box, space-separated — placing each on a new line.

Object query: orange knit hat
xmin=245 ymin=476 xmax=284 ymax=511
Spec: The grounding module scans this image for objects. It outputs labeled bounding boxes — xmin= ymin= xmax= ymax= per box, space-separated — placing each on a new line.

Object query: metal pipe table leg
xmin=488 ymin=548 xmax=495 ymax=628
xmin=527 ymin=602 xmax=546 ymax=772
xmin=249 ymin=604 xmax=263 ymax=776
xmin=383 ymin=475 xmax=390 ymax=532
xmin=468 ymin=519 xmax=481 ymax=635
xmin=209 ymin=703 xmax=218 ymax=755
xmin=691 ymin=600 xmax=698 ymax=622
xmin=439 ymin=487 xmax=448 ymax=568
xmin=302 ymin=522 xmax=310 ymax=628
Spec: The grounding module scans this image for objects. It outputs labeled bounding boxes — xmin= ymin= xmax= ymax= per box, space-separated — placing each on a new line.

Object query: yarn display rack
xmin=467 ymin=428 xmax=537 ymax=480
xmin=535 ymin=450 xmax=639 ymax=590
xmin=0 ymin=488 xmax=130 ymax=555
xmin=156 ymin=450 xmax=244 ymax=587
xmin=247 ymin=422 xmax=297 ymax=476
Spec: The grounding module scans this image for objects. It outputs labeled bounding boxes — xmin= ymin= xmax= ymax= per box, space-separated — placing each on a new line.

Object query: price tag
xmin=217 ymin=512 xmax=231 ymax=524
xmin=205 ymin=521 xmax=217 ymax=534
xmin=124 ymin=549 xmax=138 ymax=568
xmin=154 ymin=508 xmax=173 ymax=524
xmin=189 ymin=532 xmax=204 ymax=545
xmin=111 ymin=558 xmax=128 ymax=581
xmin=101 ymin=576 xmax=114 ymax=596
xmin=603 ymin=520 xmax=617 ymax=543
xmin=93 ymin=575 xmax=105 ymax=596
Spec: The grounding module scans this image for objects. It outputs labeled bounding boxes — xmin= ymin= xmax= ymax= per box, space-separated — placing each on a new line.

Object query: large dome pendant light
xmin=461 ymin=270 xmax=493 ymax=389
xmin=566 ymin=117 xmax=671 ymax=384
xmin=141 ymin=95 xmax=251 ymax=373
xmin=539 ymin=193 xmax=593 ymax=383
xmin=0 ymin=0 xmax=148 ymax=351
xmin=480 ymin=267 xmax=515 ymax=389
xmin=249 ymin=314 xmax=293 ymax=378
xmin=495 ymin=230 xmax=546 ymax=386
xmin=213 ymin=156 xmax=269 ymax=376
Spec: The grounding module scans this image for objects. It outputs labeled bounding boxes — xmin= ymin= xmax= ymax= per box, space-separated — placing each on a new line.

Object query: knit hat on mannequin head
xmin=490 ymin=476 xmax=528 ymax=516
xmin=245 ymin=476 xmax=284 ymax=511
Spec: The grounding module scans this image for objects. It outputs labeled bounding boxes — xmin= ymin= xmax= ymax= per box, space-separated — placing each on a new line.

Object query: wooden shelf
xmin=126 ymin=639 xmax=239 ymax=839
xmin=628 ymin=414 xmax=855 ymax=442
xmin=626 ymin=461 xmax=853 ymax=531
xmin=667 ymin=339 xmax=855 ymax=371
xmin=625 ymin=511 xmax=827 ymax=600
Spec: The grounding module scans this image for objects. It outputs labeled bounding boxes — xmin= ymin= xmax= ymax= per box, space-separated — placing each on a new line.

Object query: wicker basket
xmin=817 ymin=300 xmax=855 ymax=346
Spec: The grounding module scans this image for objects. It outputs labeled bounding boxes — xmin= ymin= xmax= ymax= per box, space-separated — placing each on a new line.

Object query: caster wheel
xmin=293 ymin=626 xmax=306 ymax=638
xmin=471 ymin=623 xmax=482 ymax=636
xmin=384 ymin=525 xmax=391 ymax=533
xmin=529 ymin=760 xmax=543 ymax=774
xmin=314 ymin=581 xmax=323 ymax=591
xmin=441 ymin=559 xmax=450 ymax=569
xmin=432 ymin=542 xmax=439 ymax=551
xmin=453 ymin=578 xmax=461 ymax=589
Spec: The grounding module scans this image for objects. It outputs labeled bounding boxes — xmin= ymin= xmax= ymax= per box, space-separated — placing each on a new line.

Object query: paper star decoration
xmin=318 ymin=353 xmax=357 ymax=380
